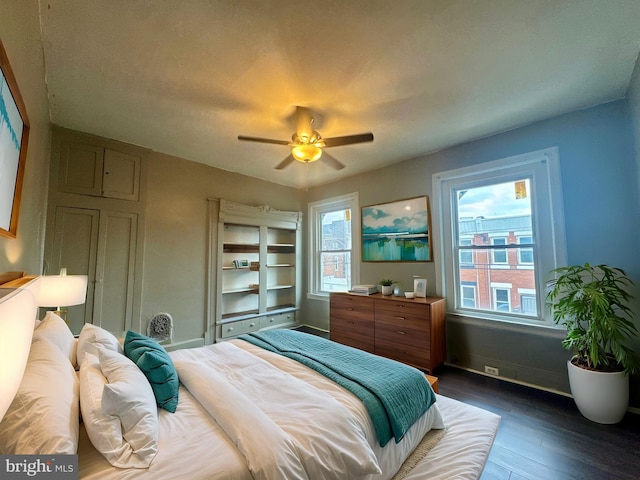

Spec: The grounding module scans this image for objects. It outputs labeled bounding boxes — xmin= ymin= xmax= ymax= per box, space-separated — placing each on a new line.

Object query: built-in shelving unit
xmin=214 ymin=200 xmax=301 ymax=341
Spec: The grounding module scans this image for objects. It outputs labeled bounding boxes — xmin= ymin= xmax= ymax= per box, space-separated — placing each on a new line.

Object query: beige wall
xmin=142 ymin=150 xmax=303 ymax=342
xmin=0 ymin=0 xmax=51 ymax=274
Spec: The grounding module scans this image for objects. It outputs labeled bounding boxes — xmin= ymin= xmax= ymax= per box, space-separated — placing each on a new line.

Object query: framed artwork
xmin=0 ymin=40 xmax=30 ymax=239
xmin=361 ymin=196 xmax=433 ymax=262
xmin=414 ymin=277 xmax=427 ymax=298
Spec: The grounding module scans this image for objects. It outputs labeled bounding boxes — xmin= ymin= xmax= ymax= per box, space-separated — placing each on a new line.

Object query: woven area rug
xmin=391 ymin=427 xmax=448 ymax=480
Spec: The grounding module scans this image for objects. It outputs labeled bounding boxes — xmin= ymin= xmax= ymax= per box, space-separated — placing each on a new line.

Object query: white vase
xmin=567 ymin=359 xmax=629 ymax=424
xmin=380 ymin=285 xmax=393 ymax=295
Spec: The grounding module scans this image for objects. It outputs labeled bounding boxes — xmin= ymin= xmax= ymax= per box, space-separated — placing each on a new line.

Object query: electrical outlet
xmin=484 ymin=366 xmax=499 ymax=376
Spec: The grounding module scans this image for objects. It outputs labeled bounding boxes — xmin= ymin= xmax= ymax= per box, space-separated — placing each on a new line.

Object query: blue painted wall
xmin=305 ymin=96 xmax=640 ymax=405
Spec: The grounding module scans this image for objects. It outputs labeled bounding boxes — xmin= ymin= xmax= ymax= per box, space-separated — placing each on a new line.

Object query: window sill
xmin=307 ymin=292 xmax=329 ymax=302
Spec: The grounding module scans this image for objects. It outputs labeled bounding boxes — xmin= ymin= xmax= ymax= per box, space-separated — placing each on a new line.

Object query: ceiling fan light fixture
xmin=292 ymin=144 xmax=322 ymax=163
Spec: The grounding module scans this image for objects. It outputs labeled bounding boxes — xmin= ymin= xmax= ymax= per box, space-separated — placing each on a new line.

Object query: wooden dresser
xmin=329 ymin=292 xmax=446 ymax=373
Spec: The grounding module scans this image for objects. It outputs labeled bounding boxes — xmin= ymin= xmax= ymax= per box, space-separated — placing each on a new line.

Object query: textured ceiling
xmin=38 ymin=0 xmax=640 ymax=189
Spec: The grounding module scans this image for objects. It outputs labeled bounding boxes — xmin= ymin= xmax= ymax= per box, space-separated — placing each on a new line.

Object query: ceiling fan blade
xmin=322 ymin=132 xmax=374 ymax=148
xmin=238 ymin=135 xmax=290 ymax=146
xmin=275 ymin=154 xmax=295 ymax=170
xmin=321 ymin=151 xmax=345 ymax=170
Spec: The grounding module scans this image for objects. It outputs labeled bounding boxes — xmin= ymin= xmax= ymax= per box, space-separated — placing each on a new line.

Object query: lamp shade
xmin=38 ymin=274 xmax=88 ymax=308
xmin=292 ymin=144 xmax=322 ymax=163
xmin=0 ymin=280 xmax=39 ymax=421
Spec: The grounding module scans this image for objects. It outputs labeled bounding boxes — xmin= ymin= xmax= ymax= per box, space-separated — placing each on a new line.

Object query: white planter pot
xmin=567 ymin=359 xmax=629 ymax=424
xmin=380 ymin=285 xmax=393 ymax=295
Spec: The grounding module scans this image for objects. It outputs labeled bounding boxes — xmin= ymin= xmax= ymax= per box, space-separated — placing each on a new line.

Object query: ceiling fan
xmin=238 ymin=106 xmax=374 ymax=170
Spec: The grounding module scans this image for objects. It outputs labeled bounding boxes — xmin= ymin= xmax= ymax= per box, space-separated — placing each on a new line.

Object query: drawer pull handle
xmin=394 ymin=316 xmax=406 ymax=320
xmin=397 ymin=331 xmax=407 ymax=335
xmin=249 ymin=322 xmax=256 ymax=327
xmin=348 ymin=308 xmax=354 ymax=311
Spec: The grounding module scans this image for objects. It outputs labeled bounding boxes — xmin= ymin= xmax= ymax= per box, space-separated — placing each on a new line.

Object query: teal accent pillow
xmin=124 ymin=330 xmax=179 ymax=413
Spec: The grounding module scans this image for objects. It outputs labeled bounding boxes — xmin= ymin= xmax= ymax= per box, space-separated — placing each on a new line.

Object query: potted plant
xmin=546 ymin=263 xmax=640 ymax=423
xmin=378 ymin=279 xmax=395 ymax=296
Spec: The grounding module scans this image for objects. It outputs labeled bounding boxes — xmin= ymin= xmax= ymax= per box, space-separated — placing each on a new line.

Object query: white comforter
xmin=172 ymin=341 xmax=381 ymax=480
xmin=78 ymin=340 xmax=447 ymax=480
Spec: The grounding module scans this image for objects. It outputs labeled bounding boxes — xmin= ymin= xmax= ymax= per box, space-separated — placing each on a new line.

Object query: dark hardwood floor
xmin=436 ymin=366 xmax=640 ymax=480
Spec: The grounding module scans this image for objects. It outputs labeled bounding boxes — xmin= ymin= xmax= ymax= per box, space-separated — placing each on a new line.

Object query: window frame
xmin=307 ymin=192 xmax=360 ymax=301
xmin=432 ymin=147 xmax=566 ymax=328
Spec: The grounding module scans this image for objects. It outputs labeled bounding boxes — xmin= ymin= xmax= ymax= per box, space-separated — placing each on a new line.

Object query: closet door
xmin=49 ymin=206 xmax=99 ymax=334
xmin=92 ymin=211 xmax=137 ymax=333
xmin=47 ymin=206 xmax=137 ymax=335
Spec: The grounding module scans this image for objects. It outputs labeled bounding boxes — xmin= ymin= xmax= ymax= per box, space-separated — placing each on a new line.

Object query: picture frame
xmin=0 ymin=40 xmax=30 ymax=239
xmin=413 ymin=277 xmax=427 ymax=298
xmin=361 ymin=195 xmax=433 ymax=262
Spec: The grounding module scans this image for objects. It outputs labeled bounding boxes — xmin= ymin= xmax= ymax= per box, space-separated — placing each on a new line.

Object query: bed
xmin=0 ymin=276 xmax=500 ymax=480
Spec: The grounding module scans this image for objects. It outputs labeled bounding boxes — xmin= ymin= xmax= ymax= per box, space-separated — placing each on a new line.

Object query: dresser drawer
xmin=374 ymin=318 xmax=430 ymax=350
xmin=375 ymin=342 xmax=430 ymax=371
xmin=331 ymin=294 xmax=374 ymax=317
xmin=375 ymin=318 xmax=430 ymax=370
xmin=330 ymin=330 xmax=375 ymax=353
xmin=330 ymin=294 xmax=375 ymax=352
xmin=264 ymin=311 xmax=296 ymax=329
xmin=374 ymin=299 xmax=429 ymax=319
xmin=220 ymin=317 xmax=263 ymax=338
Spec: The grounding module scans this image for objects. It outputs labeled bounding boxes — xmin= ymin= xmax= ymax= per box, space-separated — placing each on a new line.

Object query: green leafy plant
xmin=545 ymin=263 xmax=640 ymax=375
xmin=378 ymin=279 xmax=395 ymax=286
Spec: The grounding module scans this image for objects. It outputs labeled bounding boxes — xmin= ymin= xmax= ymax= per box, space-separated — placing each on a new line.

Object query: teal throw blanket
xmin=239 ymin=329 xmax=435 ymax=447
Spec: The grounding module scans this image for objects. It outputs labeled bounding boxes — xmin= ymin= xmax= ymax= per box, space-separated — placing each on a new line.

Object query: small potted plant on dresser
xmin=378 ymin=279 xmax=395 ymax=296
xmin=546 ymin=263 xmax=640 ymax=424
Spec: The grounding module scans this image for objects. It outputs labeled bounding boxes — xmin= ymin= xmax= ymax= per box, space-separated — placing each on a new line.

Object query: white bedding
xmin=78 ymin=339 xmax=499 ymax=479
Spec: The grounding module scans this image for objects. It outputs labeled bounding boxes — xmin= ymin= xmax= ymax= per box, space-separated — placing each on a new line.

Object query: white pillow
xmin=99 ymin=347 xmax=158 ymax=466
xmin=76 ymin=323 xmax=122 ymax=366
xmin=80 ymin=352 xmax=157 ymax=468
xmin=0 ymin=337 xmax=79 ymax=454
xmin=33 ymin=311 xmax=77 ymax=368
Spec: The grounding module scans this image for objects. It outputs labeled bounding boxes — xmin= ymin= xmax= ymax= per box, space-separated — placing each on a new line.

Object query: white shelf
xmin=222 ymin=287 xmax=259 ymax=294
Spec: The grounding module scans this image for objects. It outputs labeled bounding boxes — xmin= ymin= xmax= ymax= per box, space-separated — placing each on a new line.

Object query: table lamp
xmin=37 ymin=268 xmax=88 ymax=324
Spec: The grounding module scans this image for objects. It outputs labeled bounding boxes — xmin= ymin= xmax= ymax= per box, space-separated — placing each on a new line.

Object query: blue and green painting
xmin=362 ymin=197 xmax=430 ymax=262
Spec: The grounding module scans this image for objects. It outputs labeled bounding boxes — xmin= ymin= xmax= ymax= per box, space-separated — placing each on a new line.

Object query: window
xmin=461 ymin=284 xmax=476 ymax=307
xmin=520 ymin=293 xmax=537 ymax=314
xmin=493 ymin=287 xmax=511 ymax=311
xmin=308 ymin=193 xmax=360 ymax=300
xmin=491 ymin=237 xmax=507 ymax=264
xmin=433 ymin=147 xmax=566 ymax=326
xmin=459 ymin=237 xmax=473 ymax=265
xmin=518 ymin=235 xmax=534 ymax=264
